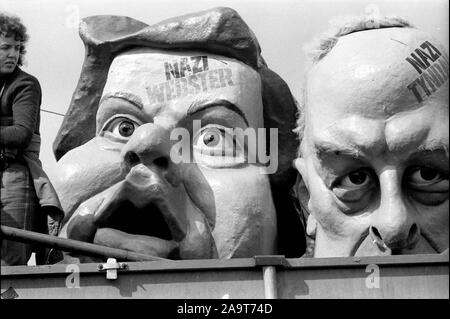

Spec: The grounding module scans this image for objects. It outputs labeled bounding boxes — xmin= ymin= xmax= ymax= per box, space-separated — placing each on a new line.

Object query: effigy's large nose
xmin=372 ymin=169 xmax=420 ymax=251
xmin=120 ymin=123 xmax=179 ymax=185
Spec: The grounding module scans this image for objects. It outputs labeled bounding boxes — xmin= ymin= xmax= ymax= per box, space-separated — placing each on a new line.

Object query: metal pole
xmin=1 ymin=225 xmax=168 ymax=262
xmin=262 ymin=266 xmax=278 ymax=299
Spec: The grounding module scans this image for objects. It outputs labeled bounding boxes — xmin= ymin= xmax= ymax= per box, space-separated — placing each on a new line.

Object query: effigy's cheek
xmin=413 ymin=204 xmax=449 ymax=252
xmin=53 ymin=137 xmax=124 ymax=220
xmin=302 ymin=157 xmax=368 ymax=252
xmin=303 ymin=160 xmax=342 ymax=230
xmin=197 ymin=165 xmax=277 ymax=258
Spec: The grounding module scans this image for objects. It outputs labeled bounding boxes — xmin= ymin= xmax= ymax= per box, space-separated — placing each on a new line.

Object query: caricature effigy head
xmin=294 ymin=16 xmax=449 ymax=257
xmin=52 ymin=7 xmax=305 ymax=262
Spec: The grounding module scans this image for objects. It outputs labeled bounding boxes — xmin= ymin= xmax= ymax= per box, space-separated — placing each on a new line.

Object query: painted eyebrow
xmin=412 ymin=141 xmax=449 ymax=159
xmin=315 ymin=140 xmax=449 ymax=161
xmin=99 ymin=92 xmax=144 ymax=110
xmin=314 ymin=140 xmax=365 ymax=159
xmin=187 ymin=99 xmax=249 ymax=126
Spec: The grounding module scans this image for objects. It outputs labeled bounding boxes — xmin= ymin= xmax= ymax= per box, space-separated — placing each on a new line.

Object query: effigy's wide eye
xmin=203 ymin=131 xmax=220 ymax=147
xmin=348 ymin=171 xmax=368 ymax=185
xmin=192 ymin=125 xmax=245 ymax=167
xmin=118 ymin=121 xmax=135 ymax=137
xmin=418 ymin=167 xmax=439 ymax=181
xmin=102 ymin=116 xmax=140 ymax=141
xmin=339 ymin=169 xmax=372 ymax=188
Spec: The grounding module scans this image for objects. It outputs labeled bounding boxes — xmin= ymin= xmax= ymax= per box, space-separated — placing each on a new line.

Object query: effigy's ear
xmin=53 ymin=8 xmax=262 ymax=160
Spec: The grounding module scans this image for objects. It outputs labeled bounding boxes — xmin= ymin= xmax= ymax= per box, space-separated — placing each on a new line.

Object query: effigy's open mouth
xmin=92 ymin=200 xmax=180 ymax=259
xmin=64 ymin=164 xmax=187 ymax=259
xmin=100 ymin=201 xmax=173 ymax=240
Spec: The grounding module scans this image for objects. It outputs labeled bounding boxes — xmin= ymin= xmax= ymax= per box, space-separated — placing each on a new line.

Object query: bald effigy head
xmin=307 ymin=26 xmax=448 ymax=119
xmin=295 ymin=16 xmax=449 ymax=257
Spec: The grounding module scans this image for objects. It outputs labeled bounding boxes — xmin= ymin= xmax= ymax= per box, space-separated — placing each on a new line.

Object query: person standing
xmin=1 ymin=12 xmax=63 ymax=265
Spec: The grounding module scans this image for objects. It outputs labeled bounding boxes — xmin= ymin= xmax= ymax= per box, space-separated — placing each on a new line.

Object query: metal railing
xmin=0 ymin=225 xmax=167 ymax=262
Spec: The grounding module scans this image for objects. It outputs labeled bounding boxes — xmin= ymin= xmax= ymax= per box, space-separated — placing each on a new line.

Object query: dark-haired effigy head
xmin=52 ymin=7 xmax=305 ymax=262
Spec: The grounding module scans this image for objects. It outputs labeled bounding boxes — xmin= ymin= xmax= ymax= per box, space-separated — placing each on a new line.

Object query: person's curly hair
xmin=0 ymin=12 xmax=29 ymax=66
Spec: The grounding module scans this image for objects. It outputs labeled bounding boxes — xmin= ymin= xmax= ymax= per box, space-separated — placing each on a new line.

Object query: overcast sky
xmin=1 ymin=0 xmax=448 ymax=179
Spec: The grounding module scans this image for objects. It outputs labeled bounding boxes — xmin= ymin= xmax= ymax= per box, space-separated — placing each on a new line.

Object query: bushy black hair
xmin=0 ymin=12 xmax=29 ymax=66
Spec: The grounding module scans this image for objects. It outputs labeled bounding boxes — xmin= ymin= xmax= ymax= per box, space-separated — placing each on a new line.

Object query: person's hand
xmin=48 ymin=218 xmax=61 ymax=237
xmin=4 ymin=147 xmax=17 ymax=159
xmin=46 ymin=207 xmax=64 ymax=236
